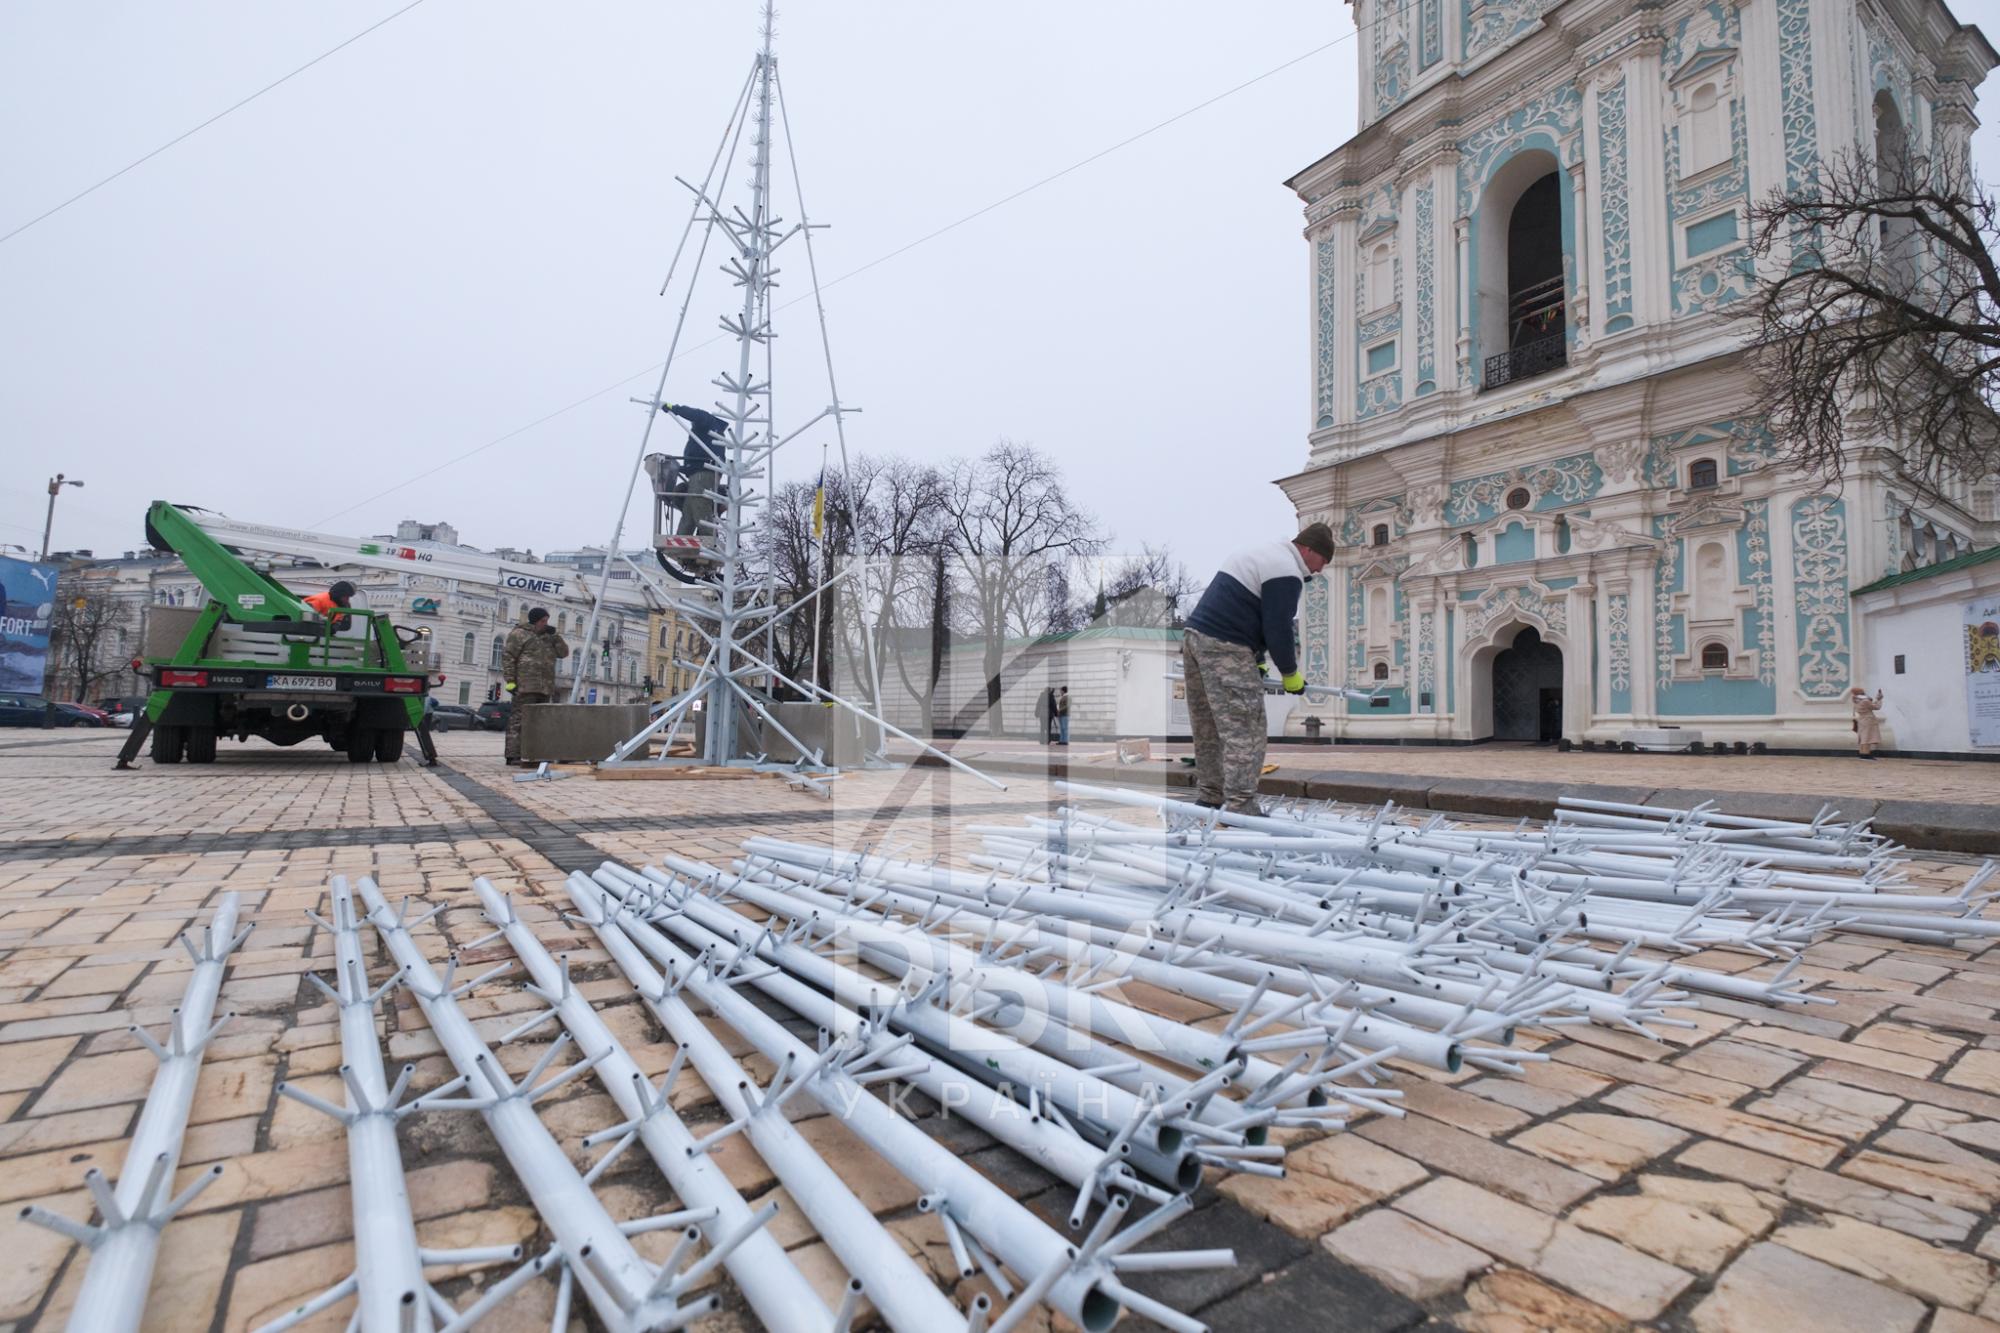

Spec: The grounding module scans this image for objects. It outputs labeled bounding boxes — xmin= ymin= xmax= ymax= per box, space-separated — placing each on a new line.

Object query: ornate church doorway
xmin=1491 ymin=624 xmax=1563 ymax=741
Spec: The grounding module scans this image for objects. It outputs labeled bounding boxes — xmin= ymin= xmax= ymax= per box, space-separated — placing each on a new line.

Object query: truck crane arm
xmin=144 ymin=502 xmax=315 ymax=623
xmin=149 ymin=504 xmax=667 ymax=614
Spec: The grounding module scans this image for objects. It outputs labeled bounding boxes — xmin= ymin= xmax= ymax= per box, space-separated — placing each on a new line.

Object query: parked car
xmin=56 ymin=703 xmax=110 ymax=727
xmin=475 ymin=700 xmax=511 ymax=731
xmin=95 ymin=695 xmax=146 ymax=728
xmin=0 ymin=694 xmax=82 ymax=727
xmin=430 ymin=704 xmax=480 ymax=732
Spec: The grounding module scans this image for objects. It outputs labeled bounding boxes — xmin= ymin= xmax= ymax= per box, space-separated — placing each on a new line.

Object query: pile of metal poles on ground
xmin=1543 ymin=795 xmax=2000 ymax=945
xmin=64 ymin=786 xmax=1991 ymax=1332
xmin=566 ymin=862 xmax=1240 ymax=1332
xmin=597 ymin=779 xmax=2000 ymax=1212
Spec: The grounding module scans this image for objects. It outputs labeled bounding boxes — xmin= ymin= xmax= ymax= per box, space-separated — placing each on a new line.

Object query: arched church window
xmin=1688 ymin=459 xmax=1718 ymax=489
xmin=1695 ymin=542 xmax=1730 ymax=614
xmin=1875 ymin=93 xmax=1915 ymax=283
xmin=1875 ymin=92 xmax=1910 ymax=192
xmin=1462 ymin=533 xmax=1479 ymax=569
xmin=1555 ymin=516 xmax=1572 ymax=554
xmin=1367 ymin=243 xmax=1395 ymax=310
xmin=1506 ymin=487 xmax=1531 ymax=510
xmin=1371 ymin=524 xmax=1390 ymax=547
xmin=1681 ymin=81 xmax=1732 ymax=178
xmin=1700 ymin=642 xmax=1729 ymax=671
xmin=1503 ymin=174 xmax=1564 ymax=374
xmin=1478 ymin=152 xmax=1569 ymax=390
xmin=1373 ymin=661 xmax=1390 ymax=682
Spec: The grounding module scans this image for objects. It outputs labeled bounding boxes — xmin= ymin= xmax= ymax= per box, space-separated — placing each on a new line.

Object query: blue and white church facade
xmin=1280 ymin=0 xmax=1997 ymax=748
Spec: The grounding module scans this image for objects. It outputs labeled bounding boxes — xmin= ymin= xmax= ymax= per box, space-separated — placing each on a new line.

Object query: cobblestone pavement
xmin=1 ymin=728 xmax=1998 ymax=1331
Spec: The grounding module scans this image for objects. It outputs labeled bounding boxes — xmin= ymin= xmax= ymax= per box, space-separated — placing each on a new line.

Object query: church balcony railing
xmin=1483 ymin=331 xmax=1568 ymax=390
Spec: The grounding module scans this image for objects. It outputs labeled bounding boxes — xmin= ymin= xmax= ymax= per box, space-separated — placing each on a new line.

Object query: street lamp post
xmin=40 ymin=474 xmax=84 ymax=561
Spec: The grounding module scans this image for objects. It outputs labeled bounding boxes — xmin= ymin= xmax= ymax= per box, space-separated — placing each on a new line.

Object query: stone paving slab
xmin=0 ymin=728 xmax=1997 ymax=1330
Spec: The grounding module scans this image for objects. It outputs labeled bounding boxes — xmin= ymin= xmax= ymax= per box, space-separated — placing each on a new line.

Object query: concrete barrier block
xmin=520 ymin=704 xmax=652 ymax=763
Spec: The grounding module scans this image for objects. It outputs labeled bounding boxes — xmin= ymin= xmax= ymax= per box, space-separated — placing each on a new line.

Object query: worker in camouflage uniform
xmin=1181 ymin=523 xmax=1335 ymax=813
xmin=501 ymin=606 xmax=570 ymax=766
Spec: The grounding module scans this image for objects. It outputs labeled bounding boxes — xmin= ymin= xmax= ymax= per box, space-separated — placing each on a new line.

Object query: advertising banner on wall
xmin=0 ymin=556 xmax=59 ymax=695
xmin=1964 ymin=597 xmax=2000 ymax=747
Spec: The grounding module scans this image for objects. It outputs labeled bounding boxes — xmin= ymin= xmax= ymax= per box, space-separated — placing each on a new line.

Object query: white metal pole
xmin=570 ymin=869 xmax=1198 ymax=1333
xmin=355 ymin=879 xmax=720 ymax=1332
xmin=472 ymin=881 xmax=831 ymax=1333
xmin=563 ymin=872 xmax=970 ymax=1333
xmin=24 ymin=894 xmax=247 ymax=1333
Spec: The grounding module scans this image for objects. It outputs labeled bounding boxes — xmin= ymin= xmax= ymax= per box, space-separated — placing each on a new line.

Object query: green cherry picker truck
xmin=115 ymin=502 xmax=438 ymax=768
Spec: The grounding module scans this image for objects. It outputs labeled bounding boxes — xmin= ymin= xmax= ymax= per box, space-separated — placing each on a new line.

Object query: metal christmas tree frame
xmin=542 ymin=6 xmax=997 ymax=794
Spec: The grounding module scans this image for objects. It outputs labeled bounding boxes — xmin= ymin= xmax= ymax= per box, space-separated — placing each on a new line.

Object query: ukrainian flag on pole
xmin=811 ymin=463 xmax=826 ymax=542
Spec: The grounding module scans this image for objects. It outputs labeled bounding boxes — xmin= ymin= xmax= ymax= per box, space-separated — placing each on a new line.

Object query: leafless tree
xmin=836 ymin=457 xmax=958 ymax=727
xmin=1096 ymin=546 xmax=1203 ymax=628
xmin=940 ymin=441 xmax=1104 ymax=735
xmin=1046 ymin=546 xmax=1202 ymax=633
xmin=752 ymin=469 xmax=857 ymax=696
xmin=753 ymin=455 xmax=961 ymax=727
xmin=48 ymin=584 xmax=134 ymax=703
xmin=1739 ymin=149 xmax=2000 ymax=497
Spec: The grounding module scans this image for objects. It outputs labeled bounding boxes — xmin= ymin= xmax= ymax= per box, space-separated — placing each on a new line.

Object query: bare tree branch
xmin=939 ymin=440 xmax=1105 ymax=735
xmin=1737 ymin=149 xmax=2000 ymax=501
xmin=47 ymin=582 xmax=134 ymax=703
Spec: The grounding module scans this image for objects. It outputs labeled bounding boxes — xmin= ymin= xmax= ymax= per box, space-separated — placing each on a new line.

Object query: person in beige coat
xmin=1850 ymin=686 xmax=1885 ymax=759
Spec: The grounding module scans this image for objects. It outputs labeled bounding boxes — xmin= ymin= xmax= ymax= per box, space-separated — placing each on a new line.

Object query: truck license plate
xmin=269 ymin=674 xmax=337 ymax=691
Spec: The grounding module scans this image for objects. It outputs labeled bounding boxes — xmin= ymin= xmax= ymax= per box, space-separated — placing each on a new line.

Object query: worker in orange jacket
xmin=301 ymin=581 xmax=356 ymax=626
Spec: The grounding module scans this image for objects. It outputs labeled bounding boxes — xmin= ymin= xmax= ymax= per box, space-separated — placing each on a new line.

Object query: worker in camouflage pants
xmin=501 ymin=607 xmax=570 ymax=766
xmin=1181 ymin=523 xmax=1336 ymax=813
xmin=1180 ymin=632 xmax=1271 ymax=813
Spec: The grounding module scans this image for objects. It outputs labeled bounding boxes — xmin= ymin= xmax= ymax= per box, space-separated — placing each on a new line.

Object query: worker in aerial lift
xmin=1181 ymin=522 xmax=1335 ymax=814
xmin=301 ymin=580 xmax=357 ymax=627
xmin=659 ymin=402 xmax=731 ymax=541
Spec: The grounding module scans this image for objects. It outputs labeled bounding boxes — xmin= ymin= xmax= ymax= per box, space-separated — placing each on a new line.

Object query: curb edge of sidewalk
xmin=909 ymin=753 xmax=2000 ymax=856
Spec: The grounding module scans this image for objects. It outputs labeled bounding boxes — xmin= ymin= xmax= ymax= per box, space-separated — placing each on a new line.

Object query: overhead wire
xmin=0 ymin=1 xmax=429 ymax=247
xmin=307 ymin=7 xmax=1389 ymax=529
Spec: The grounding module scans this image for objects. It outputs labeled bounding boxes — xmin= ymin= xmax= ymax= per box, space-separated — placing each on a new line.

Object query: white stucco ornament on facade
xmin=1278 ymin=0 xmax=1996 ymax=751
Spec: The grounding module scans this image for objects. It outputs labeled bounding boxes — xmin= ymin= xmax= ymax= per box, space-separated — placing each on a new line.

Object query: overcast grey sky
xmin=3 ymin=3 xmax=1996 ymax=586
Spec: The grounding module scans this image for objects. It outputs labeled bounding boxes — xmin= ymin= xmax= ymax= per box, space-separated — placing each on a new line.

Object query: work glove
xmin=1257 ymin=661 xmax=1272 ymax=679
xmin=504 ymin=682 xmax=517 ymax=693
xmin=1282 ymin=671 xmax=1307 ymax=695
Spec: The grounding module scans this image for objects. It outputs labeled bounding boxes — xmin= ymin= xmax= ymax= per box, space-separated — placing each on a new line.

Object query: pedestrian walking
xmin=501 ymin=607 xmax=570 ymax=766
xmin=1181 ymin=522 xmax=1335 ymax=813
xmin=1850 ymin=685 xmax=1885 ymax=760
xmin=1056 ymin=686 xmax=1071 ymax=745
